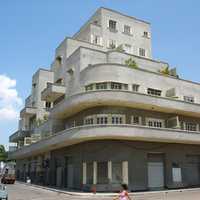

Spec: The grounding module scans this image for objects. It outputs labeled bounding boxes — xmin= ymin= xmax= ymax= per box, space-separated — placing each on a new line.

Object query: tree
xmin=0 ymin=145 xmax=7 ymax=161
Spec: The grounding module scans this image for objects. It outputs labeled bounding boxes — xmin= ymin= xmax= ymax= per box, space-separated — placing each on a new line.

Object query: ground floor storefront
xmin=15 ymin=140 xmax=200 ymax=192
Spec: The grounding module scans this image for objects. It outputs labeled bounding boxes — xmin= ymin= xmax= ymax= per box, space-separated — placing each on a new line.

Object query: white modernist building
xmin=9 ymin=7 xmax=200 ymax=191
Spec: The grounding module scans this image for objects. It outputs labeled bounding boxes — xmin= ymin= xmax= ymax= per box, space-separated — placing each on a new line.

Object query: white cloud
xmin=0 ymin=74 xmax=22 ymax=121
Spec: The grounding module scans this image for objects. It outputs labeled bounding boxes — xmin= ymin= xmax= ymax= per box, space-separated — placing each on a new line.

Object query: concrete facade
xmin=9 ymin=7 xmax=200 ymax=192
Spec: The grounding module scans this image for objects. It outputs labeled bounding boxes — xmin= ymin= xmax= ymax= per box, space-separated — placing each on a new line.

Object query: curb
xmin=16 ymin=181 xmax=200 ymax=197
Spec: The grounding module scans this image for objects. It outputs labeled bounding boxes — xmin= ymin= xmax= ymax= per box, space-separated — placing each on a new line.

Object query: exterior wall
xmin=73 ymin=8 xmax=102 ymax=42
xmin=100 ymin=8 xmax=152 ymax=58
xmin=80 ymin=63 xmax=200 ymax=103
xmin=15 ymin=140 xmax=200 ymax=191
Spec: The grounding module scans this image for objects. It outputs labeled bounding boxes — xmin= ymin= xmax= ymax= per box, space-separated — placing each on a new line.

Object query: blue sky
xmin=1 ymin=0 xmax=200 ymax=147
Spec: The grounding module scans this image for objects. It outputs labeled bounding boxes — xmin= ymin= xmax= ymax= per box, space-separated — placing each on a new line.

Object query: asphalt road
xmin=6 ymin=182 xmax=200 ymax=200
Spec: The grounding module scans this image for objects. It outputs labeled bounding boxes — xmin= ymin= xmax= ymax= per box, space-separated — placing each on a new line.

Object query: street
xmin=5 ymin=182 xmax=200 ymax=200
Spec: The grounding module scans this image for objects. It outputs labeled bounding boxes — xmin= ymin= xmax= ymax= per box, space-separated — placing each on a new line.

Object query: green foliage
xmin=36 ymin=118 xmax=43 ymax=127
xmin=125 ymin=58 xmax=138 ymax=69
xmin=158 ymin=66 xmax=179 ymax=78
xmin=43 ymin=114 xmax=48 ymax=121
xmin=0 ymin=145 xmax=7 ymax=161
xmin=159 ymin=66 xmax=170 ymax=75
xmin=115 ymin=44 xmax=125 ymax=52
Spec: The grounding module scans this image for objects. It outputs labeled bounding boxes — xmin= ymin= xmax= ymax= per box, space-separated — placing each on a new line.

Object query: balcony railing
xmin=9 ymin=130 xmax=32 ymax=143
xmin=10 ymin=123 xmax=200 ymax=157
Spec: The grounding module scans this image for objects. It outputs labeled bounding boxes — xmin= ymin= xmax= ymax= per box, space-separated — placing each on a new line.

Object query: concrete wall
xmin=16 ymin=140 xmax=200 ymax=191
xmin=100 ymin=8 xmax=152 ymax=58
xmin=80 ymin=63 xmax=200 ymax=103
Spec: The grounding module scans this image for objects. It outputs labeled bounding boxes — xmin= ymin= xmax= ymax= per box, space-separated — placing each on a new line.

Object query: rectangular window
xmin=86 ymin=162 xmax=93 ymax=184
xmin=112 ymin=162 xmax=122 ymax=184
xmin=146 ymin=118 xmax=164 ymax=128
xmin=143 ymin=31 xmax=149 ymax=38
xmin=45 ymin=102 xmax=51 ymax=111
xmin=139 ymin=48 xmax=146 ymax=57
xmin=84 ymin=117 xmax=94 ymax=125
xmin=108 ymin=39 xmax=116 ymax=49
xmin=111 ymin=82 xmax=122 ymax=90
xmin=184 ymin=96 xmax=194 ymax=103
xmin=96 ymin=82 xmax=107 ymax=90
xmin=91 ymin=34 xmax=102 ymax=45
xmin=124 ymin=44 xmax=132 ymax=54
xmin=131 ymin=116 xmax=141 ymax=125
xmin=124 ymin=25 xmax=131 ymax=34
xmin=132 ymin=84 xmax=139 ymax=92
xmin=108 ymin=20 xmax=117 ymax=31
xmin=147 ymin=88 xmax=162 ymax=96
xmin=97 ymin=162 xmax=108 ymax=184
xmin=85 ymin=84 xmax=93 ymax=91
xmin=97 ymin=116 xmax=108 ymax=124
xmin=185 ymin=122 xmax=197 ymax=131
xmin=112 ymin=115 xmax=124 ymax=124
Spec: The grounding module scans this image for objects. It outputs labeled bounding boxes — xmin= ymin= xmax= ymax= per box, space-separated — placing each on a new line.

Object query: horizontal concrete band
xmin=10 ymin=124 xmax=200 ymax=159
xmin=51 ymin=90 xmax=200 ymax=119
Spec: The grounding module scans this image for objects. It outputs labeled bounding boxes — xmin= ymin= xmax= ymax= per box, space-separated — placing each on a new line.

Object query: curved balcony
xmin=51 ymin=90 xmax=200 ymax=119
xmin=9 ymin=124 xmax=200 ymax=159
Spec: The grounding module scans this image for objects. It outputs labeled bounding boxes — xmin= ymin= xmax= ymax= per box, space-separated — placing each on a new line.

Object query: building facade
xmin=9 ymin=7 xmax=200 ymax=191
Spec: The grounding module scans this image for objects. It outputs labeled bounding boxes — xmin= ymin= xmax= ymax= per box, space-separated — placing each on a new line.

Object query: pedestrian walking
xmin=113 ymin=183 xmax=132 ymax=200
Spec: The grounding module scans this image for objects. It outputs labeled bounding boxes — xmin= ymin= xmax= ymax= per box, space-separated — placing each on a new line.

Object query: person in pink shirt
xmin=113 ymin=183 xmax=132 ymax=200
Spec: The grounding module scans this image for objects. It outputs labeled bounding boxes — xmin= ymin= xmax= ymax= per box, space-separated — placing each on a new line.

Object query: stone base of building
xmin=15 ymin=140 xmax=200 ymax=192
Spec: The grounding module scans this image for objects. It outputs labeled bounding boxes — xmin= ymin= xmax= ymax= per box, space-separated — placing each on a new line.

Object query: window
xmin=124 ymin=25 xmax=131 ymax=35
xmin=147 ymin=88 xmax=162 ymax=96
xmin=108 ymin=39 xmax=117 ymax=49
xmin=97 ymin=116 xmax=108 ymax=124
xmin=97 ymin=162 xmax=108 ymax=184
xmin=184 ymin=96 xmax=194 ymax=103
xmin=108 ymin=20 xmax=117 ymax=31
xmin=124 ymin=44 xmax=132 ymax=54
xmin=123 ymin=84 xmax=128 ymax=90
xmin=139 ymin=48 xmax=146 ymax=57
xmin=56 ymin=56 xmax=62 ymax=67
xmin=112 ymin=162 xmax=122 ymax=183
xmin=185 ymin=122 xmax=197 ymax=131
xmin=85 ymin=84 xmax=93 ymax=91
xmin=45 ymin=101 xmax=51 ymax=109
xmin=91 ymin=34 xmax=102 ymax=45
xmin=131 ymin=116 xmax=141 ymax=125
xmin=84 ymin=116 xmax=94 ymax=125
xmin=86 ymin=162 xmax=93 ymax=184
xmin=132 ymin=84 xmax=139 ymax=92
xmin=147 ymin=118 xmax=164 ymax=128
xmin=96 ymin=82 xmax=107 ymax=90
xmin=111 ymin=82 xmax=122 ymax=90
xmin=112 ymin=115 xmax=124 ymax=124
xmin=32 ymin=83 xmax=36 ymax=88
xmin=143 ymin=31 xmax=149 ymax=38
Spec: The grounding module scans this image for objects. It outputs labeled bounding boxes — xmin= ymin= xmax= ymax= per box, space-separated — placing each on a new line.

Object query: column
xmin=108 ymin=161 xmax=112 ymax=183
xmin=93 ymin=161 xmax=97 ymax=184
xmin=122 ymin=161 xmax=129 ymax=184
xmin=83 ymin=162 xmax=87 ymax=184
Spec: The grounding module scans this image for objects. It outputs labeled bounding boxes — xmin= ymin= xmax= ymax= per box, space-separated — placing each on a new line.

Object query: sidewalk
xmin=16 ymin=181 xmax=200 ymax=197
